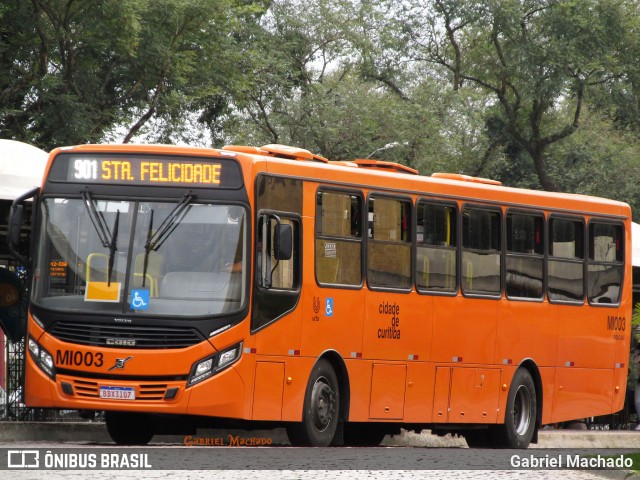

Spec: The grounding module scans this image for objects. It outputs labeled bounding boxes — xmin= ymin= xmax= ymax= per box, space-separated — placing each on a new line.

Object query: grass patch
xmin=627 ymin=452 xmax=640 ymax=473
xmin=594 ymin=452 xmax=640 ymax=473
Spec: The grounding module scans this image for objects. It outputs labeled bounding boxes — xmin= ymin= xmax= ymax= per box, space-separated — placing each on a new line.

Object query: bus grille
xmin=49 ymin=322 xmax=203 ymax=349
xmin=72 ymin=379 xmax=170 ymax=401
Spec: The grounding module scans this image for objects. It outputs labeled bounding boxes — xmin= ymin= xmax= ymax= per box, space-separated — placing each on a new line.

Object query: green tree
xmin=0 ymin=0 xmax=268 ymax=150
xmin=224 ymin=0 xmax=361 ymax=151
xmin=224 ymin=0 xmax=489 ymax=173
xmin=371 ymin=0 xmax=640 ymax=191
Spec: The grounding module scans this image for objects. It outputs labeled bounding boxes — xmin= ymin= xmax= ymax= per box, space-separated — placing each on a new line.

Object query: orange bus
xmin=7 ymin=143 xmax=632 ymax=448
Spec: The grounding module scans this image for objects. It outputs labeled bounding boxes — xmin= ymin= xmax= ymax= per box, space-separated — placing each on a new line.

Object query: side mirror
xmin=274 ymin=224 xmax=293 ymax=261
xmin=9 ymin=204 xmax=23 ymax=249
xmin=7 ymin=187 xmax=38 ymax=266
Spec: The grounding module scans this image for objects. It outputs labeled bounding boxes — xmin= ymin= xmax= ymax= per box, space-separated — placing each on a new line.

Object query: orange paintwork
xmin=449 ymin=367 xmax=501 ymax=423
xmin=26 ymin=143 xmax=632 ymax=432
xmin=370 ymin=363 xmax=407 ymax=419
xmin=252 ymin=362 xmax=285 ymax=420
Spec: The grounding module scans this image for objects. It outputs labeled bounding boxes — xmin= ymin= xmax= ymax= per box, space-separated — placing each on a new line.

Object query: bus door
xmin=249 ymin=174 xmax=303 ymax=422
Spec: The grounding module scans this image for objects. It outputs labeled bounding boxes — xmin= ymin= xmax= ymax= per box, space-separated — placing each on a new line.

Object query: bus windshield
xmin=33 ymin=197 xmax=247 ymax=317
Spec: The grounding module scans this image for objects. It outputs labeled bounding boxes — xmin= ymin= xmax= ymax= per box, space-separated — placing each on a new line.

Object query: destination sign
xmin=48 ymin=153 xmax=243 ymax=189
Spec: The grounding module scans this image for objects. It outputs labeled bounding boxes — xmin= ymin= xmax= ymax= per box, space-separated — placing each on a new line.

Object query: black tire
xmin=105 ymin=411 xmax=156 ymax=445
xmin=286 ymin=359 xmax=339 ymax=446
xmin=491 ymin=368 xmax=537 ymax=448
xmin=343 ymin=423 xmax=387 ymax=446
xmin=463 ymin=429 xmax=490 ymax=448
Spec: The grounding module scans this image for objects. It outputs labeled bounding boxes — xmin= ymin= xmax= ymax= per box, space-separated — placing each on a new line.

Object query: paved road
xmin=0 ymin=469 xmax=616 ymax=480
xmin=1 ymin=442 xmax=638 ymax=479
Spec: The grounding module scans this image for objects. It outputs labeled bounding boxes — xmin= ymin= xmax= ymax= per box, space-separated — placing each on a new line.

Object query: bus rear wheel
xmin=105 ymin=411 xmax=156 ymax=445
xmin=286 ymin=359 xmax=339 ymax=447
xmin=491 ymin=368 xmax=537 ymax=448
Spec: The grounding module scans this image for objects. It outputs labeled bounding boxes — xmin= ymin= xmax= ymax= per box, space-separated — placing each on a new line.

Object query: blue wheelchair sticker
xmin=130 ymin=289 xmax=150 ymax=310
xmin=325 ymin=298 xmax=334 ymax=317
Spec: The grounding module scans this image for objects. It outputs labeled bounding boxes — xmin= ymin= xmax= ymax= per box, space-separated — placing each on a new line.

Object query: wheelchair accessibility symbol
xmin=130 ymin=289 xmax=150 ymax=310
xmin=325 ymin=298 xmax=334 ymax=317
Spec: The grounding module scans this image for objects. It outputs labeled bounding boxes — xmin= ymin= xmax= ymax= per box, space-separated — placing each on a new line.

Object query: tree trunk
xmin=530 ymin=147 xmax=557 ymax=192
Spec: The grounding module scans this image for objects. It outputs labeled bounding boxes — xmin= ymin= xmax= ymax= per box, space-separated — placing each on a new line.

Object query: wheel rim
xmin=512 ymin=385 xmax=532 ymax=436
xmin=310 ymin=375 xmax=335 ymax=432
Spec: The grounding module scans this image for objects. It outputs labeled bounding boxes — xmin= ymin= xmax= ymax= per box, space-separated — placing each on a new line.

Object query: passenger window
xmin=548 ymin=218 xmax=584 ymax=303
xmin=367 ymin=196 xmax=412 ymax=289
xmin=506 ymin=213 xmax=543 ymax=299
xmin=588 ymin=222 xmax=623 ymax=305
xmin=315 ymin=190 xmax=363 ymax=286
xmin=461 ymin=208 xmax=501 ymax=295
xmin=416 ymin=202 xmax=457 ymax=292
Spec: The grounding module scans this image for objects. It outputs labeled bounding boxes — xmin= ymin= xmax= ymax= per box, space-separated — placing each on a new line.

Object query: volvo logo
xmin=106 ymin=338 xmax=136 ymax=347
xmin=113 ymin=318 xmax=133 ymax=324
xmin=108 ymin=356 xmax=133 ymax=371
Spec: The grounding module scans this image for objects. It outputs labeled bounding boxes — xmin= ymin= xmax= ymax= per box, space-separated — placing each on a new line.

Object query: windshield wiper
xmin=145 ymin=192 xmax=193 ymax=252
xmin=81 ymin=189 xmax=119 ymax=285
xmin=82 ymin=189 xmax=111 ymax=248
xmin=107 ymin=210 xmax=120 ymax=286
xmin=141 ymin=192 xmax=193 ymax=287
xmin=141 ymin=209 xmax=154 ymax=288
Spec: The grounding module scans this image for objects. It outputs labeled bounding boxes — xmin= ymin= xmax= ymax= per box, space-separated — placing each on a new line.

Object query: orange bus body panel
xmin=23 ymin=143 xmax=632 ymax=442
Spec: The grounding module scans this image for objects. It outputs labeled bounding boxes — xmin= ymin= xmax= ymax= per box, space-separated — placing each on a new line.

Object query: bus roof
xmin=239 ymin=145 xmax=630 ymax=219
xmin=49 ymin=143 xmax=630 ymax=219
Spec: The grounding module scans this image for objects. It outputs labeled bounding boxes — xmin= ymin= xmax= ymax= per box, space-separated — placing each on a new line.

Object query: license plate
xmin=99 ymin=386 xmax=135 ymax=400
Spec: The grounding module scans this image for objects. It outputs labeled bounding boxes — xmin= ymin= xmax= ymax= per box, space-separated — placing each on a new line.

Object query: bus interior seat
xmin=462 ymin=258 xmax=474 ymax=290
xmin=421 ymin=256 xmax=430 ymax=287
xmin=444 ymin=251 xmax=455 ymax=289
xmin=419 ymin=249 xmax=456 ymax=290
xmin=133 ymin=252 xmax=165 ymax=297
xmin=86 ymin=253 xmax=108 ymax=283
xmin=320 ymin=256 xmax=340 ymax=284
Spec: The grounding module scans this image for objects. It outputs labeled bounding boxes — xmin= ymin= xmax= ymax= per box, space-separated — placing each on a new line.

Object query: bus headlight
xmin=217 ymin=347 xmax=239 ymax=370
xmin=187 ymin=342 xmax=242 ymax=387
xmin=194 ymin=359 xmax=213 ymax=378
xmin=28 ymin=336 xmax=56 ymax=380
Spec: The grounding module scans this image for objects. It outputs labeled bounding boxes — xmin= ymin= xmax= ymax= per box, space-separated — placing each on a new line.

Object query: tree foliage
xmin=369 ymin=0 xmax=640 ymax=191
xmin=0 ymin=0 xmax=269 ymax=149
xmin=2 ymin=0 xmax=640 ymax=217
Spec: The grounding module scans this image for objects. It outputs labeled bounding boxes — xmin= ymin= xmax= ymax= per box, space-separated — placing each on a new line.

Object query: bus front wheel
xmin=105 ymin=411 xmax=156 ymax=445
xmin=286 ymin=359 xmax=339 ymax=447
xmin=491 ymin=368 xmax=537 ymax=448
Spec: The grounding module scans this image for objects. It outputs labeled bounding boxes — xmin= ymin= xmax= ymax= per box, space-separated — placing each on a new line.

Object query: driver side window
xmin=256 ymin=215 xmax=298 ymax=290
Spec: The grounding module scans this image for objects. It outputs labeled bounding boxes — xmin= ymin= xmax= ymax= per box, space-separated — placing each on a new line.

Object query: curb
xmin=384 ymin=429 xmax=640 ymax=449
xmin=0 ymin=422 xmax=110 ymax=443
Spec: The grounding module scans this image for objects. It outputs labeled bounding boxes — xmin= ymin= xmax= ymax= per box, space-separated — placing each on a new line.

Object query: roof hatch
xmin=431 ymin=172 xmax=502 ymax=186
xmin=222 ymin=144 xmax=328 ymax=163
xmin=352 ymin=159 xmax=418 ymax=175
